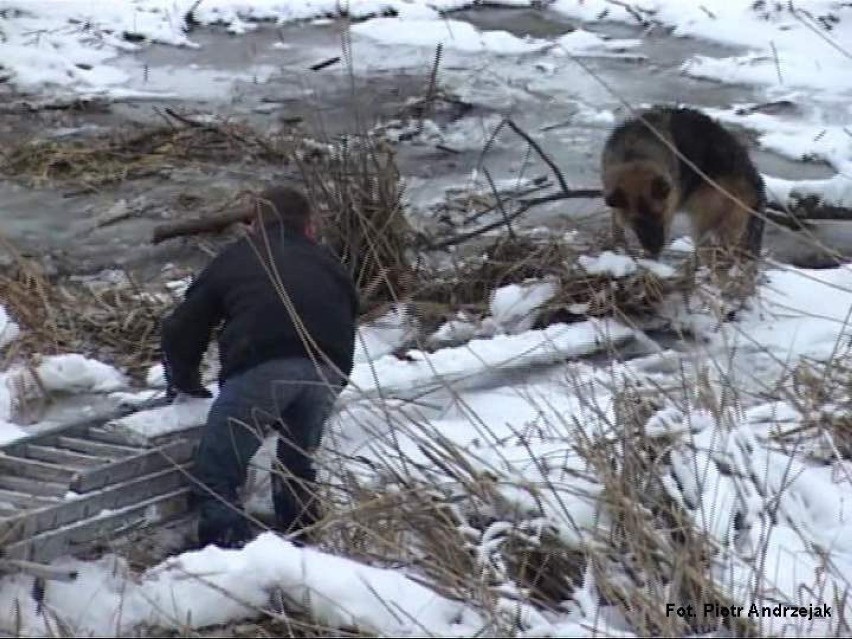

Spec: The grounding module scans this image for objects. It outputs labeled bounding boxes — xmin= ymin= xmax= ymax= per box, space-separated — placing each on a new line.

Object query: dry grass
xmin=575 ymin=381 xmax=758 ymax=638
xmin=0 ymin=244 xmax=180 ymax=380
xmin=0 ymin=116 xmax=291 ymax=191
xmin=771 ymin=349 xmax=852 ymax=461
xmin=291 ymin=132 xmax=417 ymax=314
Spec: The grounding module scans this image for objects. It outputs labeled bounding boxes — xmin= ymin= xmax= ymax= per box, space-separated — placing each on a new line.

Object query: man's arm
xmin=161 ymin=266 xmax=223 ymax=396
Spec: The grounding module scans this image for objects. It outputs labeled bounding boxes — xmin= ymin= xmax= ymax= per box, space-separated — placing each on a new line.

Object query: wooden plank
xmin=22 ymin=445 xmax=105 ymax=468
xmin=148 ymin=424 xmax=204 ymax=449
xmin=53 ymin=436 xmax=141 ymax=458
xmin=0 ymin=452 xmax=76 ymax=483
xmin=2 ymin=489 xmax=191 ymax=563
xmin=86 ymin=425 xmax=155 ymax=447
xmin=0 ymin=405 xmax=135 ymax=452
xmin=0 ymin=466 xmax=191 ymax=545
xmin=0 ymin=488 xmax=61 ymax=508
xmin=0 ymin=475 xmax=67 ymax=497
xmin=0 ymin=503 xmax=22 ymax=517
xmin=70 ymin=439 xmax=197 ymax=493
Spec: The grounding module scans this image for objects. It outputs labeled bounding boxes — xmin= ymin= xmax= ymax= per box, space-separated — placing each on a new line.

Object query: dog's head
xmin=604 ymin=162 xmax=677 ymax=258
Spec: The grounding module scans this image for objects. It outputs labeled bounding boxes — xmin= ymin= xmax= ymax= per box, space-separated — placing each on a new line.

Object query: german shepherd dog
xmin=601 ymin=106 xmax=765 ymax=264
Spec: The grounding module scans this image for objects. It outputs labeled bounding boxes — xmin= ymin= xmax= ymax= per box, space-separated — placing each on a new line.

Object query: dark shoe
xmin=197 ymin=517 xmax=254 ymax=550
xmin=196 ymin=500 xmax=254 ymax=550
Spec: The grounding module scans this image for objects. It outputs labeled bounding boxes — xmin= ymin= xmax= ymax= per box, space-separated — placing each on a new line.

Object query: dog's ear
xmin=650 ymin=175 xmax=671 ymax=201
xmin=605 ymin=188 xmax=627 ymax=209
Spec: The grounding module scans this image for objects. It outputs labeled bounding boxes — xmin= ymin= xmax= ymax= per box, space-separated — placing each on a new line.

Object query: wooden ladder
xmin=0 ymin=401 xmax=203 ymax=585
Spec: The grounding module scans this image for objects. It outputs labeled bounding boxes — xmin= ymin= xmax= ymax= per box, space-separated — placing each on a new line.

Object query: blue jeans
xmin=191 ymin=357 xmax=345 ymax=546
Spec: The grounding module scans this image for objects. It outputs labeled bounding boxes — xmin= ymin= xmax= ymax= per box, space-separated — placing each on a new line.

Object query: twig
xmin=310 ymin=57 xmax=341 ymax=72
xmin=417 ymin=44 xmax=443 ymax=136
xmin=483 ymin=166 xmax=515 ymax=241
xmin=162 ymin=108 xmax=283 ymax=159
xmin=461 ymin=175 xmax=551 ymax=225
xmin=424 ymin=189 xmax=602 ymax=251
xmin=503 ymin=118 xmax=571 ymax=196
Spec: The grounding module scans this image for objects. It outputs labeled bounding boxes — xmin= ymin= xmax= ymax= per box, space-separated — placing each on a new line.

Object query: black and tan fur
xmin=601 ymin=106 xmax=766 ymax=262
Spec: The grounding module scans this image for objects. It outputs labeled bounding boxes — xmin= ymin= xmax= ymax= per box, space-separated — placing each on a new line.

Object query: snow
xmin=704 ymin=106 xmax=852 ymax=173
xmin=146 ymin=363 xmax=167 ymax=388
xmin=344 ymin=318 xmax=637 ymax=401
xmin=113 ymin=318 xmax=634 ymax=443
xmin=105 ymin=393 xmax=216 ymax=445
xmin=488 ymin=279 xmax=558 ymax=334
xmin=352 ymin=17 xmax=550 ymax=54
xmin=353 ymin=305 xmax=417 ymax=365
xmin=726 ymin=266 xmax=852 ymax=361
xmin=764 ymin=173 xmax=852 ymax=209
xmin=0 ymin=353 xmax=128 ymax=446
xmin=577 ymin=251 xmax=677 ymax=278
xmin=34 ymin=353 xmax=128 ymax=394
xmin=550 ymin=0 xmax=852 ymax=96
xmin=0 ymin=0 xmax=849 ymax=212
xmin=0 ymin=533 xmax=485 ymax=636
xmin=5 ymin=261 xmax=852 ymax=634
xmin=0 ymin=417 xmax=26 ymax=446
xmin=0 ymin=305 xmax=21 ymax=350
xmin=4 ymin=0 xmax=852 ymax=635
xmin=555 ymin=29 xmax=641 ymax=55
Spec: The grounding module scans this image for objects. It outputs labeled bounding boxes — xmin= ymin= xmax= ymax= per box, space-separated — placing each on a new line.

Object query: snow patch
xmin=0 ymin=534 xmax=485 ymax=636
xmin=354 ymin=305 xmax=417 ymax=365
xmin=352 ymin=17 xmax=550 ymax=54
xmin=488 ymin=279 xmax=558 ymax=334
xmin=0 ymin=306 xmax=21 ymax=350
xmin=36 ymin=354 xmax=128 ymax=394
xmin=577 ymin=251 xmax=676 ymax=278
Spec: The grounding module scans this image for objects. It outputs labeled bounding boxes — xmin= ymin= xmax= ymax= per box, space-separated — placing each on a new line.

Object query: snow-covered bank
xmin=0 ymin=533 xmax=485 ymax=636
xmin=5 ymin=261 xmax=852 ymax=636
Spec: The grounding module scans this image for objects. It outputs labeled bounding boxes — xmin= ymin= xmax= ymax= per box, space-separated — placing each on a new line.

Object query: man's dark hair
xmin=252 ymin=186 xmax=312 ymax=234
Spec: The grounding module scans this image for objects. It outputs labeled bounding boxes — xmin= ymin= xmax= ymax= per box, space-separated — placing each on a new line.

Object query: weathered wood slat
xmin=70 ymin=439 xmax=197 ymax=493
xmin=86 ymin=425 xmax=155 ymax=447
xmin=0 ymin=466 xmax=191 ymax=545
xmin=53 ymin=436 xmax=141 ymax=458
xmin=0 ymin=452 xmax=76 ymax=483
xmin=0 ymin=397 xmax=203 ymax=568
xmin=0 ymin=475 xmax=67 ymax=497
xmin=0 ymin=503 xmax=21 ymax=516
xmin=0 ymin=488 xmax=61 ymax=508
xmin=2 ymin=406 xmax=137 ymax=451
xmin=2 ymin=489 xmax=191 ymax=563
xmin=22 ymin=444 xmax=105 ymax=468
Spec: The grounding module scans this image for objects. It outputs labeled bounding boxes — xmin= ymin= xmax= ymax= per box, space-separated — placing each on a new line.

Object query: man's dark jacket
xmin=161 ymin=225 xmax=359 ymax=393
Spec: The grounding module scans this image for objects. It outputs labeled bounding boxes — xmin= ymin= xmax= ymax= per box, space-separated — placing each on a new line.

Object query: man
xmin=160 ymin=185 xmax=359 ymax=549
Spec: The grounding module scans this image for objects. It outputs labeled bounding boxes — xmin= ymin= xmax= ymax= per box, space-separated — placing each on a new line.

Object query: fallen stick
xmin=151 ymin=209 xmax=253 ymax=244
xmin=770 ymin=195 xmax=852 ymax=223
xmin=423 ymin=188 xmax=602 ymax=251
xmin=309 ymin=56 xmax=341 ymax=72
xmin=162 ymin=108 xmax=284 ymax=160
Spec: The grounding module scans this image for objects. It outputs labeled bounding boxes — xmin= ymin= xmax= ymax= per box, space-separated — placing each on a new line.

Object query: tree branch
xmin=504 ymin=118 xmax=572 ymax=196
